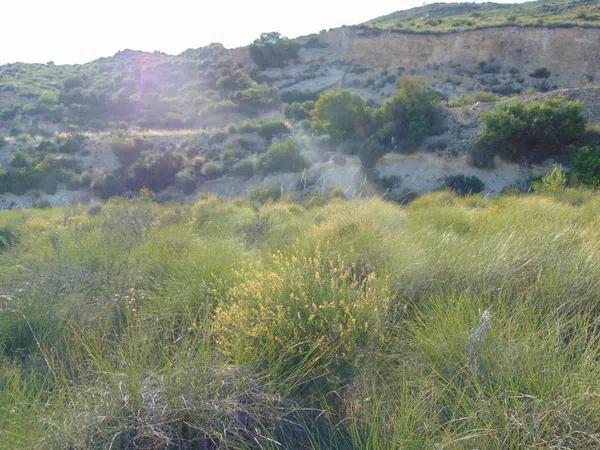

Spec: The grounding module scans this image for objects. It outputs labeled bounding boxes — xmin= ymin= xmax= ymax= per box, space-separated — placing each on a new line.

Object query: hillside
xmin=4 ymin=2 xmax=600 ymax=448
xmin=367 ymin=0 xmax=600 ymax=32
xmin=0 ymin=0 xmax=600 ymax=209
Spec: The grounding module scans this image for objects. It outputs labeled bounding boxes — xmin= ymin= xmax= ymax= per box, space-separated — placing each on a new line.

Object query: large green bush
xmin=256 ymin=139 xmax=307 ymax=174
xmin=126 ymin=151 xmax=184 ymax=191
xmin=375 ymin=77 xmax=444 ymax=150
xmin=480 ymin=99 xmax=586 ymax=162
xmin=571 ymin=145 xmax=600 ymax=186
xmin=311 ymin=90 xmax=372 ymax=141
xmin=249 ymin=32 xmax=300 ymax=68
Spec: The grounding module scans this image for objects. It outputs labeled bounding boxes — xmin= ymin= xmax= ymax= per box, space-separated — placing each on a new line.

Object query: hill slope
xmin=367 ymin=0 xmax=600 ymax=32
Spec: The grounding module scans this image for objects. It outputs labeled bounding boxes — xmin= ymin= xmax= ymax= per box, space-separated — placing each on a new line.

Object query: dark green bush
xmin=201 ymin=161 xmax=225 ymax=180
xmin=111 ymin=137 xmax=149 ymax=166
xmin=126 ymin=151 xmax=184 ymax=191
xmin=478 ymin=60 xmax=501 ymax=74
xmin=375 ymin=77 xmax=443 ymax=149
xmin=311 ymin=90 xmax=372 ymax=141
xmin=571 ymin=146 xmax=600 ymax=187
xmin=91 ymin=170 xmax=127 ymax=198
xmin=256 ymin=139 xmax=307 ymax=174
xmin=480 ymin=99 xmax=586 ymax=162
xmin=216 ymin=69 xmax=253 ymax=91
xmin=444 ymin=175 xmax=485 ymax=196
xmin=249 ymin=32 xmax=300 ymax=68
xmin=530 ymin=67 xmax=551 ymax=79
xmin=175 ymin=167 xmax=197 ymax=194
xmin=232 ymin=85 xmax=280 ymax=116
xmin=232 ymin=159 xmax=255 ymax=179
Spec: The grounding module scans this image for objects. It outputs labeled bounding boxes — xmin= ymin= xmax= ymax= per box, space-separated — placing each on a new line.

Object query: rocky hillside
xmin=0 ymin=0 xmax=599 ymax=208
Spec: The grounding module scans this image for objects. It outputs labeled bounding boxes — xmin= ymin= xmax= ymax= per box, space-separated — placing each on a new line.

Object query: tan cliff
xmin=233 ymin=26 xmax=600 ymax=89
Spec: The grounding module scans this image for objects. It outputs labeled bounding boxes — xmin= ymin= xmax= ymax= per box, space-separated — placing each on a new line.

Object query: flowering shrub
xmin=214 ymin=250 xmax=388 ymax=392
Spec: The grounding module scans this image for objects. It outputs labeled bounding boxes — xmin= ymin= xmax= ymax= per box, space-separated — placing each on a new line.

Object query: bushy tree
xmin=249 ymin=32 xmax=300 ymax=69
xmin=311 ymin=90 xmax=372 ymax=141
xmin=256 ymin=139 xmax=307 ymax=174
xmin=126 ymin=151 xmax=184 ymax=191
xmin=375 ymin=77 xmax=444 ymax=150
xmin=480 ymin=99 xmax=586 ymax=162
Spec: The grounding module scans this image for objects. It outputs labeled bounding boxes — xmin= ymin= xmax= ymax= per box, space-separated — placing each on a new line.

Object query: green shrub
xmin=248 ymin=185 xmax=282 ymax=204
xmin=375 ymin=77 xmax=443 ymax=149
xmin=175 ymin=167 xmax=197 ymax=194
xmin=571 ymin=146 xmax=600 ymax=187
xmin=448 ymin=91 xmax=498 ymax=107
xmin=249 ymin=32 xmax=300 ymax=68
xmin=311 ymin=90 xmax=372 ymax=141
xmin=110 ymin=137 xmax=148 ymax=166
xmin=126 ymin=151 xmax=184 ymax=191
xmin=201 ymin=161 xmax=225 ymax=179
xmin=285 ymin=101 xmax=314 ymax=121
xmin=444 ymin=174 xmax=485 ymax=196
xmin=214 ymin=251 xmax=387 ymax=392
xmin=216 ymin=69 xmax=253 ymax=91
xmin=480 ymin=99 xmax=586 ymax=162
xmin=91 ymin=171 xmax=127 ymax=198
xmin=533 ymin=166 xmax=568 ymax=194
xmin=478 ymin=60 xmax=501 ymax=74
xmin=232 ymin=85 xmax=280 ymax=115
xmin=530 ymin=67 xmax=551 ymax=79
xmin=256 ymin=139 xmax=308 ymax=174
xmin=232 ymin=159 xmax=255 ymax=179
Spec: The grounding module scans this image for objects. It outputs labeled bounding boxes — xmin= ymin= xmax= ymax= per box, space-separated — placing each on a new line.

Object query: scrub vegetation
xmin=3 ymin=183 xmax=600 ymax=448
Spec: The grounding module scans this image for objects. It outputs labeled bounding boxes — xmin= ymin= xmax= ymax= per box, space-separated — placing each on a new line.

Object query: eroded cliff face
xmin=301 ymin=26 xmax=600 ymax=87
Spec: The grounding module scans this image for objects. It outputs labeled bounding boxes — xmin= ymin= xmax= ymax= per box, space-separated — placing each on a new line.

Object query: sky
xmin=2 ymin=0 xmax=526 ymax=65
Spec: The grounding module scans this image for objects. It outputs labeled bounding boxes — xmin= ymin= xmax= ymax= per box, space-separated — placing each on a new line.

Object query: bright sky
xmin=2 ymin=0 xmax=526 ymax=65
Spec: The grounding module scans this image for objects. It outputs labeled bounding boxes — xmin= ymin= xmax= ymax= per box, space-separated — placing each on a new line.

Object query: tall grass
xmin=2 ymin=190 xmax=600 ymax=448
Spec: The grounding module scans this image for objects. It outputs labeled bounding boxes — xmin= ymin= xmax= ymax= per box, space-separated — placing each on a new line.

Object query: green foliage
xmin=375 ymin=77 xmax=444 ymax=149
xmin=444 ymin=174 xmax=485 ymax=195
xmin=448 ymin=91 xmax=499 ymax=107
xmin=533 ymin=166 xmax=568 ymax=193
xmin=480 ymin=98 xmax=586 ymax=162
xmin=110 ymin=136 xmax=148 ymax=166
xmin=126 ymin=151 xmax=184 ymax=191
xmin=231 ymin=85 xmax=281 ymax=116
xmin=571 ymin=145 xmax=600 ymax=186
xmin=4 ymin=192 xmax=600 ymax=447
xmin=367 ymin=0 xmax=600 ymax=32
xmin=214 ymin=250 xmax=387 ymax=393
xmin=284 ymin=101 xmax=314 ymax=121
xmin=256 ymin=139 xmax=308 ymax=174
xmin=249 ymin=32 xmax=300 ymax=68
xmin=311 ymin=90 xmax=372 ymax=141
xmin=248 ymin=185 xmax=282 ymax=204
xmin=216 ymin=68 xmax=253 ymax=91
xmin=175 ymin=166 xmax=197 ymax=194
xmin=201 ymin=161 xmax=225 ymax=179
xmin=0 ymin=153 xmax=80 ymax=195
xmin=232 ymin=158 xmax=255 ymax=179
xmin=479 ymin=60 xmax=502 ymax=74
xmin=530 ymin=67 xmax=551 ymax=79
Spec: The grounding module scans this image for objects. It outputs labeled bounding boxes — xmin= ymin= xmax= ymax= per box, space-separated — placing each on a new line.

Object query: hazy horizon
xmin=2 ymin=0 xmax=528 ymax=66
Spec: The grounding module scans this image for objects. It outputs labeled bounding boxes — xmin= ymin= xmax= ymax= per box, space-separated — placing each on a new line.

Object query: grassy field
xmin=2 ymin=188 xmax=600 ymax=448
